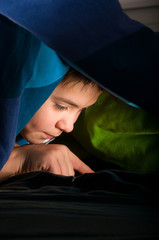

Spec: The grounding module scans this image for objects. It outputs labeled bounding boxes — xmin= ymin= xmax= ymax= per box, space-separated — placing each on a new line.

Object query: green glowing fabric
xmin=72 ymin=92 xmax=159 ymax=173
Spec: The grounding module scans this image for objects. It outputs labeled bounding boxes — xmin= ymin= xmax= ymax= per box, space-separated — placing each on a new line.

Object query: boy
xmin=0 ymin=68 xmax=102 ymax=181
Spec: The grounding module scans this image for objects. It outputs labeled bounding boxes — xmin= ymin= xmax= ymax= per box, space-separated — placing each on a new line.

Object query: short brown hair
xmin=61 ymin=67 xmax=103 ymax=92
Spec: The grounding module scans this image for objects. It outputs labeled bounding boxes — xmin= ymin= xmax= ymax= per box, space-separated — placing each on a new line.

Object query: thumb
xmin=69 ymin=151 xmax=94 ymax=174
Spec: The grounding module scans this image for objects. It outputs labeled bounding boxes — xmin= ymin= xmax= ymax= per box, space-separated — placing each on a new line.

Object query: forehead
xmin=52 ymin=81 xmax=100 ymax=108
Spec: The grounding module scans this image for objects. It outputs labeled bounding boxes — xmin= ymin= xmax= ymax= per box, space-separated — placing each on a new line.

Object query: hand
xmin=0 ymin=144 xmax=94 ymax=181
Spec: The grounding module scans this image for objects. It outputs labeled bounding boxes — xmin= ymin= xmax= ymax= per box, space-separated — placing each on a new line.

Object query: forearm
xmin=0 ymin=143 xmax=20 ymax=182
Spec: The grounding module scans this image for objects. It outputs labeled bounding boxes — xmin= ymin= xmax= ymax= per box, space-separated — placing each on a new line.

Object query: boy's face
xmin=20 ymin=80 xmax=101 ymax=144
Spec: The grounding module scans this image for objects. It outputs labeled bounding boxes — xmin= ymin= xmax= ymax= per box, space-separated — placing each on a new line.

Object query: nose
xmin=55 ymin=117 xmax=75 ymax=133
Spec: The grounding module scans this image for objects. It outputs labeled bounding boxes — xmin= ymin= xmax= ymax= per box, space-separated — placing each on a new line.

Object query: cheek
xmin=27 ymin=106 xmax=51 ymax=130
xmin=33 ymin=104 xmax=61 ymax=130
xmin=25 ymin=115 xmax=43 ymax=132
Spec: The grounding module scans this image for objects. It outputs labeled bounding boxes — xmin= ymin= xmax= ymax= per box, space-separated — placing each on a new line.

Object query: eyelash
xmin=55 ymin=104 xmax=68 ymax=111
xmin=55 ymin=104 xmax=88 ymax=112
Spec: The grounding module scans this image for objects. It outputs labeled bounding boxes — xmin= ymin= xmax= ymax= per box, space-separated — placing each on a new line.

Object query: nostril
xmin=64 ymin=124 xmax=74 ymax=133
xmin=56 ymin=119 xmax=74 ymax=133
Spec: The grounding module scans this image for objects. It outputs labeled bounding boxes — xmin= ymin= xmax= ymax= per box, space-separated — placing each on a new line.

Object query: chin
xmin=24 ymin=136 xmax=42 ymax=145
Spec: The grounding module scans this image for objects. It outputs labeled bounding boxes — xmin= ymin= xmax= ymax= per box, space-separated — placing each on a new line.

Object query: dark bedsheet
xmin=0 ymin=169 xmax=159 ymax=240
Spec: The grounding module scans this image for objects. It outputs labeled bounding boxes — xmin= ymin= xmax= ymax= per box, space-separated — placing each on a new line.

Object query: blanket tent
xmin=0 ymin=0 xmax=159 ymax=239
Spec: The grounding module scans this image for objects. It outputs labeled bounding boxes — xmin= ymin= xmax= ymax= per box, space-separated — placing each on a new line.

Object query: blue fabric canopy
xmin=0 ymin=0 xmax=159 ymax=169
xmin=0 ymin=15 xmax=69 ymax=169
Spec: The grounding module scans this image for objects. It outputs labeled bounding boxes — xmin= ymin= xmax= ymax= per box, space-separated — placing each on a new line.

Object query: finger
xmin=61 ymin=160 xmax=75 ymax=176
xmin=48 ymin=153 xmax=74 ymax=176
xmin=58 ymin=155 xmax=75 ymax=176
xmin=69 ymin=151 xmax=94 ymax=174
xmin=58 ymin=149 xmax=75 ymax=176
xmin=48 ymin=157 xmax=62 ymax=175
xmin=46 ymin=145 xmax=74 ymax=176
xmin=61 ymin=163 xmax=75 ymax=176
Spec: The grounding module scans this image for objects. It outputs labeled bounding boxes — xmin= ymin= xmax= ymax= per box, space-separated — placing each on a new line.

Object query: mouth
xmin=44 ymin=133 xmax=54 ymax=139
xmin=41 ymin=132 xmax=62 ymax=144
xmin=44 ymin=132 xmax=62 ymax=139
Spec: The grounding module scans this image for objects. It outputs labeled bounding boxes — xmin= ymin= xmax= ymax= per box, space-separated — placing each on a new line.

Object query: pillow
xmin=72 ymin=92 xmax=159 ymax=173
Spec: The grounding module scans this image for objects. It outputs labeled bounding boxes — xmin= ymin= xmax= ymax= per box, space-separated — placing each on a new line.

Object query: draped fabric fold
xmin=0 ymin=0 xmax=159 ymax=113
xmin=0 ymin=170 xmax=159 ymax=239
xmin=0 ymin=0 xmax=159 ymax=168
xmin=0 ymin=15 xmax=69 ymax=169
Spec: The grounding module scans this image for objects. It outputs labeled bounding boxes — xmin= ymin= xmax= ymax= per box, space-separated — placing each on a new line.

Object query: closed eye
xmin=55 ymin=104 xmax=68 ymax=111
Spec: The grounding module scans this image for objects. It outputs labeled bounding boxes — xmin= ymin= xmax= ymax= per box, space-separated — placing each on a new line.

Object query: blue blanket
xmin=0 ymin=0 xmax=159 ymax=169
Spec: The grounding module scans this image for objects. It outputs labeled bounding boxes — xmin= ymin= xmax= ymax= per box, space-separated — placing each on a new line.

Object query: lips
xmin=44 ymin=133 xmax=54 ymax=139
xmin=44 ymin=132 xmax=62 ymax=139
